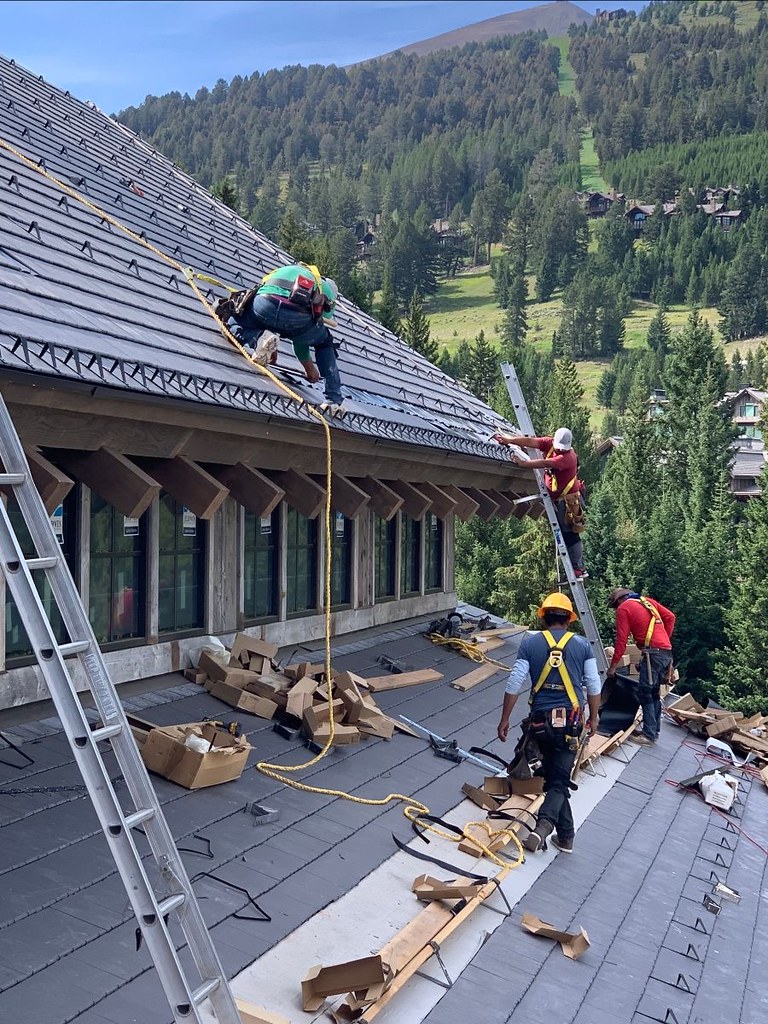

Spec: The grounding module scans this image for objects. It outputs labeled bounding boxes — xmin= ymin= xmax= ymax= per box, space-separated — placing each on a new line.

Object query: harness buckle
xmin=548 ymin=650 xmax=563 ymax=668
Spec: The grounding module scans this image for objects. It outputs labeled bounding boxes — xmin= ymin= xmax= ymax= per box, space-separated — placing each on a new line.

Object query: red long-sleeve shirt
xmin=610 ymin=596 xmax=675 ymax=669
xmin=528 ymin=437 xmax=579 ymax=499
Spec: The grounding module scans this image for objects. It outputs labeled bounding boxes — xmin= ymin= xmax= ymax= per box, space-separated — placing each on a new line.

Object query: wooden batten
xmin=54 ymin=447 xmax=160 ymax=518
xmin=385 ymin=480 xmax=432 ymax=520
xmin=309 ymin=473 xmax=370 ymax=519
xmin=355 ymin=477 xmax=403 ymax=521
xmin=209 ymin=463 xmax=285 ymax=517
xmin=24 ymin=448 xmax=74 ymax=513
xmin=138 ymin=456 xmax=229 ymax=520
xmin=417 ymin=481 xmax=458 ymax=520
xmin=484 ymin=489 xmax=516 ymax=519
xmin=442 ymin=484 xmax=480 ymax=522
xmin=460 ymin=486 xmax=499 ymax=522
xmin=267 ymin=469 xmax=326 ymax=519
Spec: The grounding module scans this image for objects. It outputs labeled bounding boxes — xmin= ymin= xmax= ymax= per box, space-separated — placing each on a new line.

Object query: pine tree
xmin=500 ymin=260 xmax=528 ymax=358
xmin=714 ymin=474 xmax=768 ymax=714
xmin=211 ymin=177 xmax=239 ymax=211
xmin=376 ymin=265 xmax=402 ymax=336
xmin=464 ymin=330 xmax=499 ymax=402
xmin=491 ymin=519 xmax=558 ymax=627
xmin=402 ymin=290 xmax=439 ymax=363
xmin=646 ymin=308 xmax=671 ymax=356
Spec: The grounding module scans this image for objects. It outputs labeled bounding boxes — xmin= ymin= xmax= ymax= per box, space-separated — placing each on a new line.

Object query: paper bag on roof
xmin=521 ymin=912 xmax=590 ymax=960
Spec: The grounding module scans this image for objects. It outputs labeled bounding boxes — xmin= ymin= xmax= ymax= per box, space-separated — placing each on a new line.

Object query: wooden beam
xmin=460 ymin=487 xmax=499 ymax=522
xmin=208 ymin=463 xmax=285 ymax=517
xmin=310 ymin=473 xmax=370 ymax=519
xmin=54 ymin=448 xmax=160 ymax=518
xmin=485 ymin=489 xmax=516 ymax=519
xmin=267 ymin=469 xmax=326 ymax=519
xmin=137 ymin=456 xmax=229 ymax=520
xmin=25 ymin=448 xmax=74 ymax=514
xmin=442 ymin=484 xmax=479 ymax=522
xmin=355 ymin=477 xmax=403 ymax=521
xmin=385 ymin=480 xmax=432 ymax=520
xmin=362 ymin=668 xmax=443 ymax=692
xmin=417 ymin=481 xmax=458 ymax=520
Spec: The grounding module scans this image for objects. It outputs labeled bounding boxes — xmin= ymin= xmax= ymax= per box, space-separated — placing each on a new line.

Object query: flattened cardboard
xmin=706 ymin=715 xmax=739 ymax=738
xmin=461 ymin=782 xmax=500 ymax=811
xmin=303 ymin=699 xmax=344 ymax=736
xmin=521 ymin=912 xmax=590 ymax=960
xmin=483 ymin=776 xmax=512 ymax=797
xmin=198 ymin=649 xmax=231 ymax=683
xmin=761 ymin=765 xmax=768 ymax=791
xmin=137 ymin=721 xmax=250 ymax=789
xmin=411 ymin=874 xmax=482 ymax=901
xmin=301 ymin=956 xmax=386 ymax=1011
xmin=231 ymin=633 xmax=279 ymax=663
xmin=208 ymin=679 xmax=278 ymax=719
xmin=235 ymin=997 xmax=290 ymax=1024
xmin=356 ymin=712 xmax=395 ymax=740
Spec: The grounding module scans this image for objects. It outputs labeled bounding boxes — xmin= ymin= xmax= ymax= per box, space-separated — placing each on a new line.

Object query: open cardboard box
xmin=131 ymin=720 xmax=251 ymax=789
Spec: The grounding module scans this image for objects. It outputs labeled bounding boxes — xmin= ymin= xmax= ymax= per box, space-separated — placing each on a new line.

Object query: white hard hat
xmin=553 ymin=427 xmax=573 ymax=451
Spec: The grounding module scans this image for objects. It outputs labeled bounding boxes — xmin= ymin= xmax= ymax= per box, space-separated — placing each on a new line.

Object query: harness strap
xmin=545 ymin=445 xmax=577 ymax=498
xmin=391 ymin=834 xmax=490 ymax=882
xmin=632 ymin=596 xmax=664 ymax=647
xmin=531 ymin=630 xmax=580 ymax=711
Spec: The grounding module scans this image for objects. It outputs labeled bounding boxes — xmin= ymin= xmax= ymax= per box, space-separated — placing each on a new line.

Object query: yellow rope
xmin=426 ymin=633 xmax=512 ymax=669
xmin=0 ymin=134 xmax=524 ymax=871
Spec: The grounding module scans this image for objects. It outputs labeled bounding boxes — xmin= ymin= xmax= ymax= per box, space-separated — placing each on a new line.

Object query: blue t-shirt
xmin=505 ymin=629 xmax=598 ymax=711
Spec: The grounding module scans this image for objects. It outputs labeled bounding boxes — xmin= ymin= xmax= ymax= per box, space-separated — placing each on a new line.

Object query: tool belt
xmin=563 ymin=492 xmax=586 ymax=534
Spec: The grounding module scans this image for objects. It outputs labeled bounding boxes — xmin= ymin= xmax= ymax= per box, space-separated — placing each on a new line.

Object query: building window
xmin=739 ymin=403 xmax=758 ymax=418
xmin=243 ymin=508 xmax=279 ymax=620
xmin=425 ymin=514 xmax=444 ymax=591
xmin=374 ymin=515 xmax=396 ymax=599
xmin=400 ymin=515 xmax=421 ymax=596
xmin=286 ymin=507 xmax=318 ymax=615
xmin=330 ymin=512 xmax=352 ymax=607
xmin=158 ymin=494 xmax=205 ymax=635
xmin=89 ymin=495 xmax=146 ymax=645
xmin=4 ymin=489 xmax=76 ymax=660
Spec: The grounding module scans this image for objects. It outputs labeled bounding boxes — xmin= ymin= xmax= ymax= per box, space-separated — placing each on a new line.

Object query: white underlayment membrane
xmin=204 ymin=744 xmax=639 ymax=1024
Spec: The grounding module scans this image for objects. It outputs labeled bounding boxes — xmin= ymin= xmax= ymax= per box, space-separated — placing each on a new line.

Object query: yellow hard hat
xmin=537 ymin=592 xmax=577 ymax=623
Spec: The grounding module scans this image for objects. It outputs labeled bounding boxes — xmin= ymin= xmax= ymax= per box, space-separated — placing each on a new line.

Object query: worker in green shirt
xmin=216 ymin=264 xmax=343 ymax=405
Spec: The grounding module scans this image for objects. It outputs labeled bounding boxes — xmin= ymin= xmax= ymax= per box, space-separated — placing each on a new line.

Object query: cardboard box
xmin=235 ymin=997 xmax=290 ymax=1024
xmin=509 ymin=776 xmax=545 ymax=796
xmin=134 ymin=721 xmax=250 ymax=789
xmin=198 ymin=648 xmax=232 ymax=684
xmin=356 ymin=712 xmax=395 ymax=740
xmin=231 ymin=633 xmax=279 ymax=664
xmin=303 ymin=699 xmax=345 ymax=736
xmin=308 ymin=723 xmax=361 ymax=746
xmin=208 ymin=679 xmax=278 ymax=719
xmin=302 ymin=956 xmax=386 ymax=1011
xmin=705 ymin=715 xmax=739 ymax=739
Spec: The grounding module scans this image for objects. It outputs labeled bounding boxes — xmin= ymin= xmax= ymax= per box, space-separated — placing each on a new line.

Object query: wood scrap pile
xmin=666 ymin=692 xmax=768 ymax=772
xmin=187 ymin=634 xmax=416 ymax=746
xmin=459 ymin=777 xmax=543 ymax=857
xmin=301 ymin=870 xmax=508 ymax=1022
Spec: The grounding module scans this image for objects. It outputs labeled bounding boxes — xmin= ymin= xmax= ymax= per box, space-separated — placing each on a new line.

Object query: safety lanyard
xmin=531 ymin=631 xmax=580 ymax=711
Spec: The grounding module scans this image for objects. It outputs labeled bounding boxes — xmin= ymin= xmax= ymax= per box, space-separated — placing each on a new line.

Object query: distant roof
xmin=723 ymin=388 xmax=767 ymax=405
xmin=0 ymin=54 xmax=510 ymax=461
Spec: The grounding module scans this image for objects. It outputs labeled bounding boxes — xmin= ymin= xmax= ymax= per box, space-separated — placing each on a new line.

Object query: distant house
xmin=714 ymin=209 xmax=742 ymax=232
xmin=722 ymin=388 xmax=766 ymax=499
xmin=723 ymin=387 xmax=766 ymax=440
xmin=595 ymin=7 xmax=628 ymax=21
xmin=595 ymin=435 xmax=622 ymax=464
xmin=625 ymin=203 xmax=675 ymax=234
xmin=648 ymin=388 xmax=669 ymax=419
xmin=576 ymin=189 xmax=625 ymax=219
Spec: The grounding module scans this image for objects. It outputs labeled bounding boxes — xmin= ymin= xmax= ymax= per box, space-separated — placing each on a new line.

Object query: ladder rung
xmin=92 ymin=722 xmax=123 ymax=742
xmin=0 ymin=472 xmax=26 ymax=486
xmin=124 ymin=807 xmax=155 ymax=829
xmin=58 ymin=640 xmax=91 ymax=656
xmin=26 ymin=555 xmax=59 ymax=570
xmin=192 ymin=979 xmax=220 ymax=1005
xmin=157 ymin=893 xmax=186 ymax=917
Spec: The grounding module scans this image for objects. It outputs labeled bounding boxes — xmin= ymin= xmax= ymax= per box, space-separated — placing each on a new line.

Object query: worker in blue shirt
xmin=497 ymin=592 xmax=601 ymax=854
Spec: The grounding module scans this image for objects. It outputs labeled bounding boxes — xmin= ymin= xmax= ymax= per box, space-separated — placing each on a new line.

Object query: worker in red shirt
xmin=494 ymin=427 xmax=587 ymax=578
xmin=606 ymin=588 xmax=675 ymax=745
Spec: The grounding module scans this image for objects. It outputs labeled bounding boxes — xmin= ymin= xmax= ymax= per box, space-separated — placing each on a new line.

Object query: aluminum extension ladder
xmin=0 ymin=395 xmax=241 ymax=1024
xmin=500 ymin=362 xmax=609 ymax=680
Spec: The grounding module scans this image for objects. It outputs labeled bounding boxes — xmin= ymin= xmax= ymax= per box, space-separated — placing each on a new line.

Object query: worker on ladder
xmin=215 ymin=263 xmax=344 ymax=407
xmin=496 ymin=592 xmax=601 ymax=855
xmin=606 ymin=588 xmax=675 ymax=747
xmin=494 ymin=427 xmax=588 ymax=578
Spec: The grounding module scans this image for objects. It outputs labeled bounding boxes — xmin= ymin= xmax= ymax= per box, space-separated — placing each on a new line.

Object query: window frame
xmin=157 ymin=493 xmax=207 ymax=640
xmin=374 ymin=514 xmax=397 ymax=602
xmin=242 ymin=506 xmax=281 ymax=624
xmin=285 ymin=506 xmax=320 ymax=618
xmin=88 ymin=493 xmax=148 ymax=651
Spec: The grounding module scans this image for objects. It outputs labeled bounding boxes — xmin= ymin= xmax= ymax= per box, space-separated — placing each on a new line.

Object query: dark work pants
xmin=637 ymin=649 xmax=673 ymax=740
xmin=555 ymin=497 xmax=584 ymax=571
xmin=535 ymin=723 xmax=578 ymax=841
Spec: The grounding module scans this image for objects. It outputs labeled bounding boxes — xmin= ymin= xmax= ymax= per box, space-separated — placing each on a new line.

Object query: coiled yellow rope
xmin=0 ymin=133 xmax=523 ymax=870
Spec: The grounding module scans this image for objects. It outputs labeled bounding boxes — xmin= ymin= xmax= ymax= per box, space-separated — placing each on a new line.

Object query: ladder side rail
xmin=0 ymin=501 xmax=210 ymax=1023
xmin=0 ymin=401 xmax=241 ymax=1024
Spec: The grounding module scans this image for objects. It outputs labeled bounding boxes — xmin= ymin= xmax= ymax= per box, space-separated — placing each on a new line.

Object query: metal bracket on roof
xmin=0 ymin=730 xmax=35 ymax=769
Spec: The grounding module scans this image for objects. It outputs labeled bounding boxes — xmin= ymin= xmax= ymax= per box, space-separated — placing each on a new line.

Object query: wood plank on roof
xmin=55 ymin=447 xmax=159 ymax=518
xmin=442 ymin=484 xmax=479 ymax=522
xmin=208 ymin=463 xmax=284 ymax=517
xmin=267 ymin=469 xmax=325 ymax=519
xmin=25 ymin=447 xmax=74 ymax=513
xmin=460 ymin=486 xmax=499 ymax=522
xmin=385 ymin=480 xmax=432 ymax=520
xmin=137 ymin=456 xmax=229 ymax=520
xmin=416 ymin=481 xmax=458 ymax=520
xmin=354 ymin=477 xmax=403 ymax=521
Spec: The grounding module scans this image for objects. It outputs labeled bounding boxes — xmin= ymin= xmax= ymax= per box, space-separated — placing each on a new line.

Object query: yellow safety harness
xmin=632 ymin=596 xmax=664 ymax=648
xmin=531 ymin=630 xmax=581 ymax=712
xmin=544 ymin=445 xmax=577 ymax=498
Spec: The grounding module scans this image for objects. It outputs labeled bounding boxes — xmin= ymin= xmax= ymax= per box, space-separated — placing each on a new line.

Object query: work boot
xmin=551 ymin=834 xmax=574 ymax=854
xmin=524 ymin=819 xmax=554 ymax=853
xmin=630 ymin=734 xmax=655 ymax=746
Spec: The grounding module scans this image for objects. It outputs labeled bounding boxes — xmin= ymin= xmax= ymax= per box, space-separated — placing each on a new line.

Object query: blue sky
xmin=0 ymin=1 xmax=648 ymax=113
